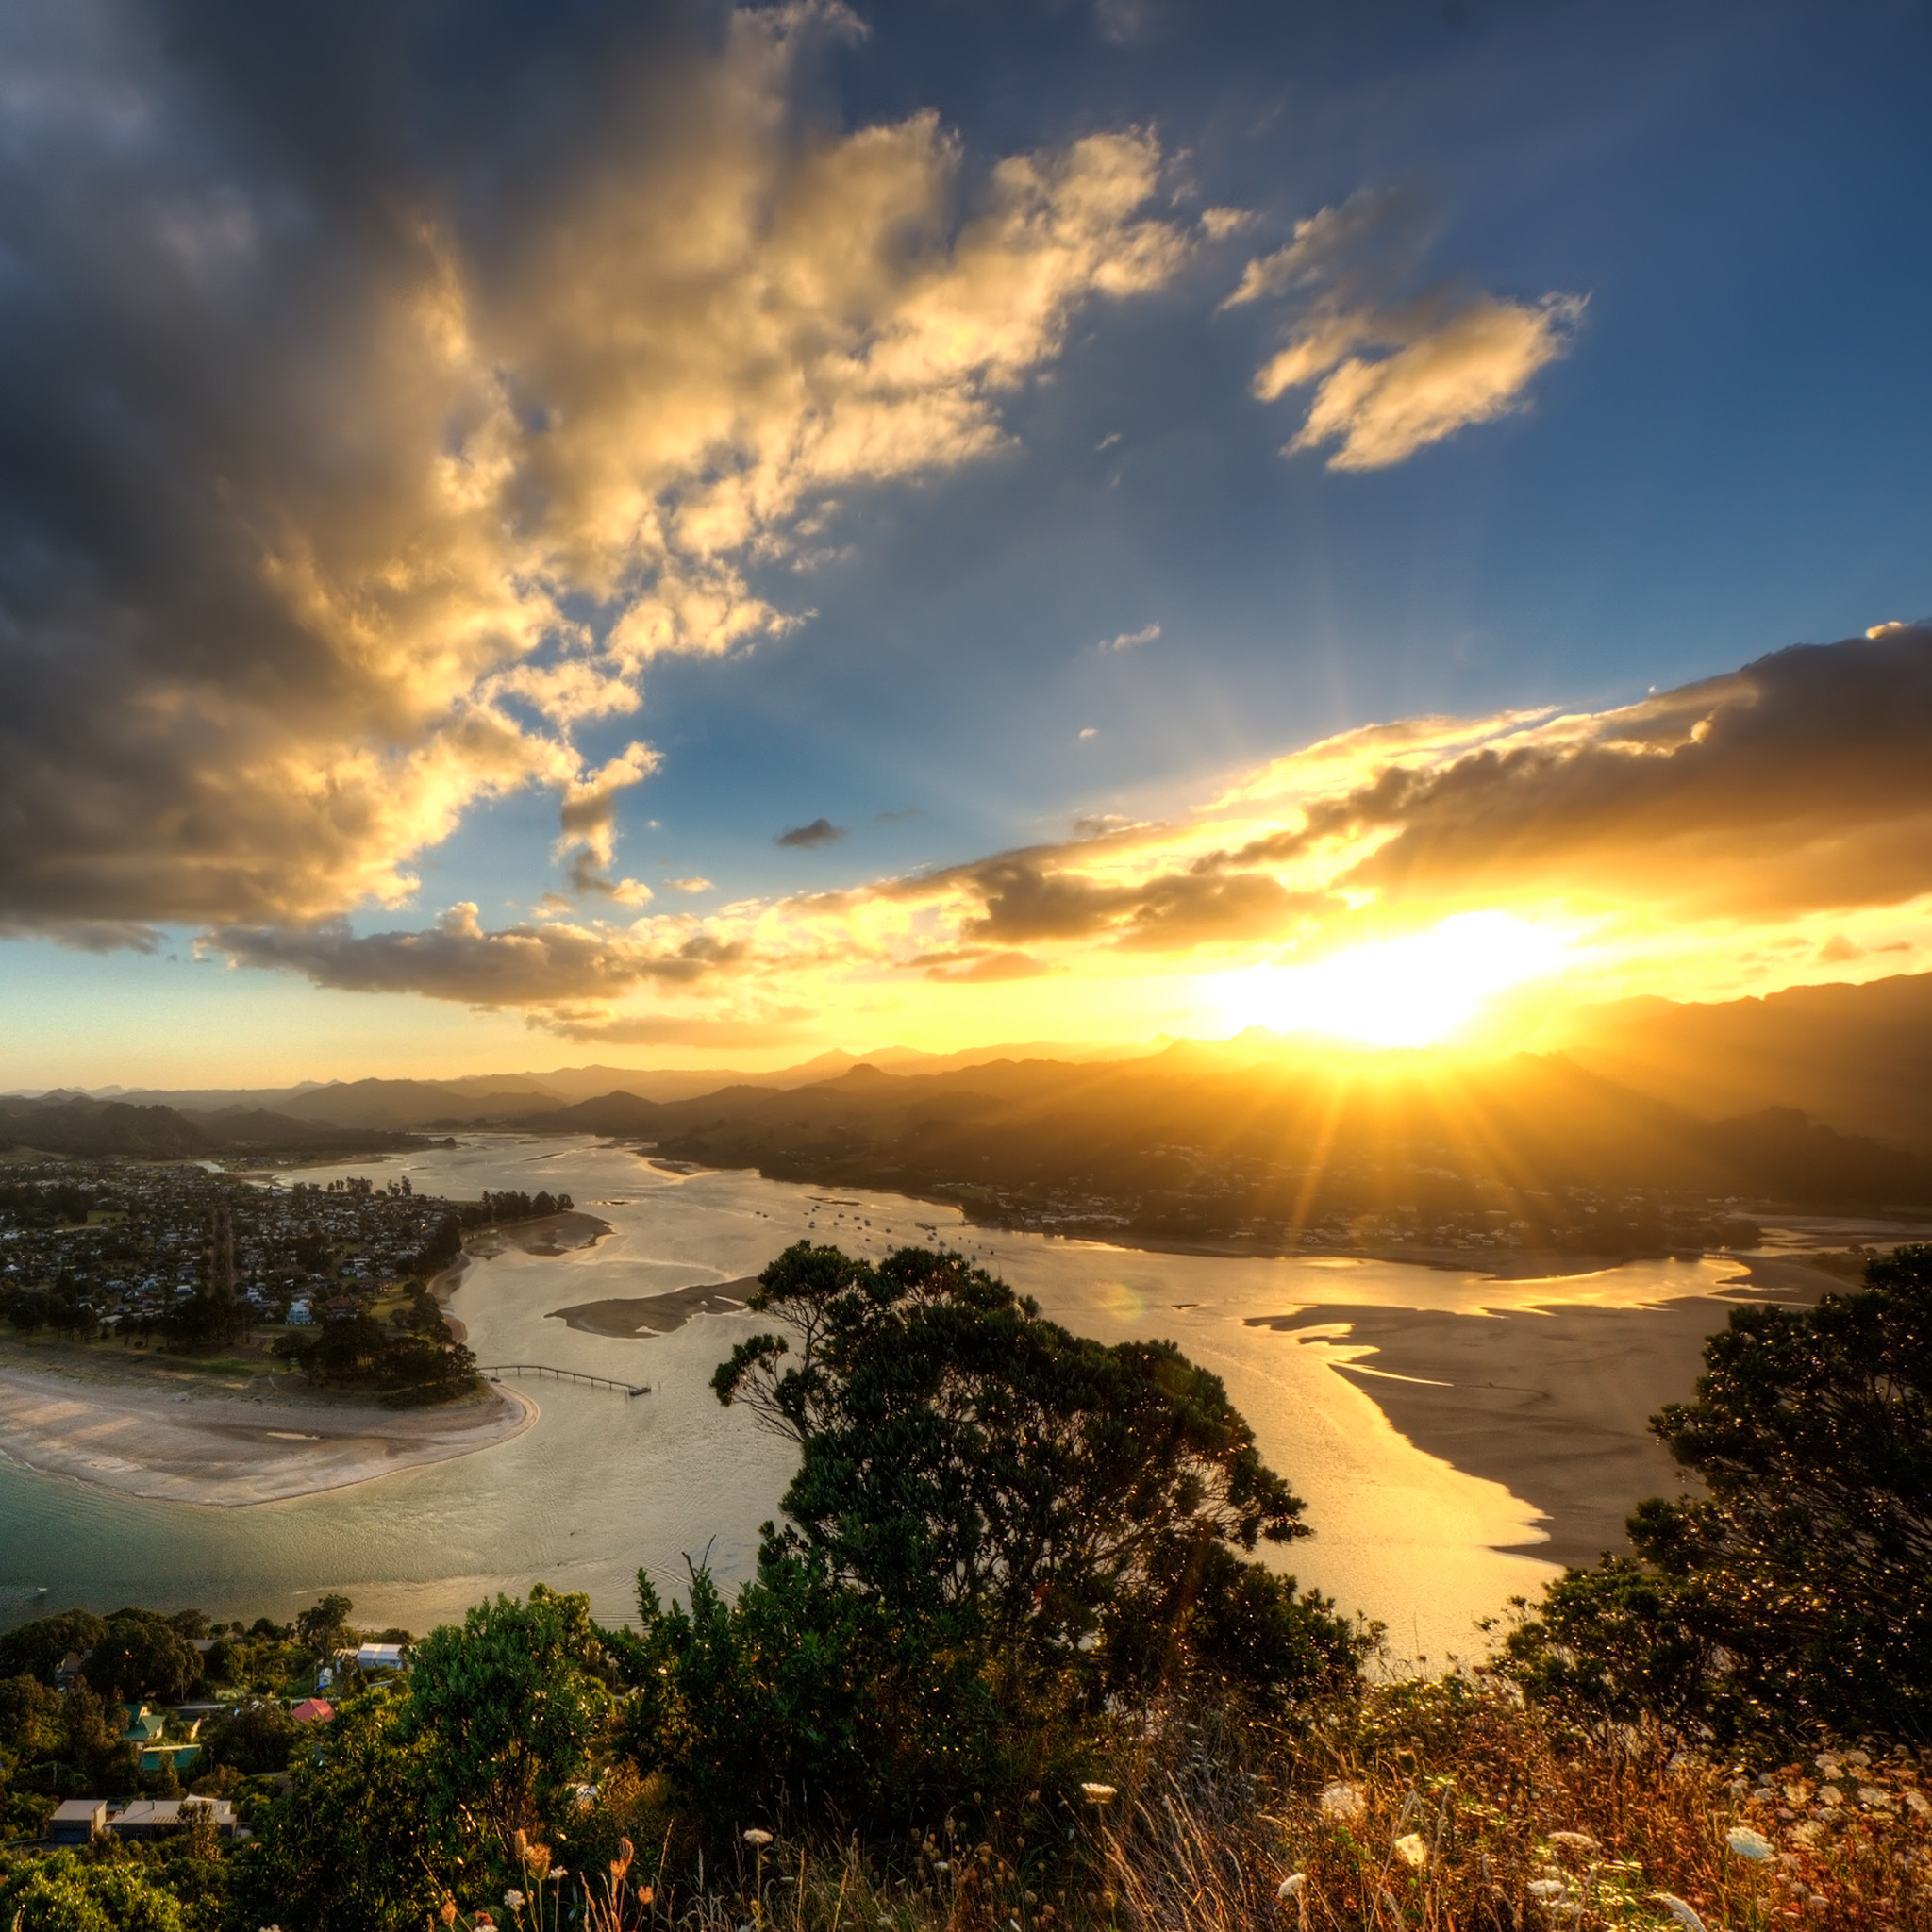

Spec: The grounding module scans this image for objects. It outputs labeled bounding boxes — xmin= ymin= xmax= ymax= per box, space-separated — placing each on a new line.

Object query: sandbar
xmin=1247 ymin=1273 xmax=1827 ymax=1570
xmin=0 ymin=1363 xmax=534 ymax=1507
xmin=546 ymin=1278 xmax=754 ymax=1338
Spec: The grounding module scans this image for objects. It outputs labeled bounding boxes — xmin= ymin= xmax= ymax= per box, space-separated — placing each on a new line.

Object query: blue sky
xmin=2 ymin=0 xmax=1929 ymax=1084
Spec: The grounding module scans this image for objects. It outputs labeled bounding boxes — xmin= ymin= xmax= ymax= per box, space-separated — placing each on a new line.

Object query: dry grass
xmin=451 ymin=1682 xmax=1932 ymax=1932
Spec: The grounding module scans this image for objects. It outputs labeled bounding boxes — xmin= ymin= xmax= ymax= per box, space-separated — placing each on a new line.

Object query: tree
xmin=0 ymin=1853 xmax=186 ymax=1931
xmin=641 ymin=1244 xmax=1367 ymax=1829
xmin=1507 ymin=1245 xmax=1932 ymax=1742
xmin=233 ymin=1686 xmax=445 ymax=1932
xmin=295 ymin=1593 xmax=354 ymax=1674
xmin=0 ymin=1608 xmax=108 ymax=1685
xmin=714 ymin=1243 xmax=1355 ymax=1687
xmin=404 ymin=1584 xmax=611 ymax=1840
xmin=80 ymin=1611 xmax=197 ymax=1707
xmin=203 ymin=1697 xmax=301 ymax=1774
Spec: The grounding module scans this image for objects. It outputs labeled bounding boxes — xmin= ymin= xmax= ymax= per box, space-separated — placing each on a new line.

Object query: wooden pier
xmin=479 ymin=1363 xmax=649 ymax=1397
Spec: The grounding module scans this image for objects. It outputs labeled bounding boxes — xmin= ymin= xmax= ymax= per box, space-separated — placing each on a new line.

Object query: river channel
xmin=0 ymin=1133 xmax=1744 ymax=1664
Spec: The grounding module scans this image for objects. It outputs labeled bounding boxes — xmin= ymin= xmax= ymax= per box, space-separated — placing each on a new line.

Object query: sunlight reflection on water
xmin=0 ymin=1135 xmax=1740 ymax=1664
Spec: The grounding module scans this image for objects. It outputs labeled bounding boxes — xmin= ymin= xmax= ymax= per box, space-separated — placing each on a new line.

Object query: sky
xmin=2 ymin=0 xmax=1931 ymax=1089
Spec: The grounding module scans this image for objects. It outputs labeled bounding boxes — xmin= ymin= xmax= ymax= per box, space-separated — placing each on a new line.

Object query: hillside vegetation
xmin=1 ymin=1244 xmax=1926 ymax=1931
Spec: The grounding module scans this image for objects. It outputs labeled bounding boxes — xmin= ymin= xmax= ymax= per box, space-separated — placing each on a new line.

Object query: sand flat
xmin=546 ymin=1278 xmax=754 ymax=1337
xmin=0 ymin=1364 xmax=534 ymax=1507
xmin=1247 ymin=1276 xmax=1828 ymax=1569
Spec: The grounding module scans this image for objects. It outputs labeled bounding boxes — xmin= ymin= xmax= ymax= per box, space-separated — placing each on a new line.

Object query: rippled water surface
xmin=0 ymin=1135 xmax=1738 ymax=1660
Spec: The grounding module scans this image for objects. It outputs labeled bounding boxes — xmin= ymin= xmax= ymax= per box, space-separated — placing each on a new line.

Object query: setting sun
xmin=1205 ymin=911 xmax=1571 ymax=1048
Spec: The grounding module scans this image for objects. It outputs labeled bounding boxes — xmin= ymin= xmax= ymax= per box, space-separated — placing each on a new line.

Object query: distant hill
xmin=0 ymin=1094 xmax=424 ymax=1159
xmin=540 ymin=1044 xmax=1932 ymax=1222
xmin=1557 ymin=969 xmax=1932 ymax=1153
xmin=38 ymin=1041 xmax=1152 ymax=1126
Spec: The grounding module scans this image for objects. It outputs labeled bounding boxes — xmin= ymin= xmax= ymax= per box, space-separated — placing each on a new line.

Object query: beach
xmin=0 ymin=1361 xmax=534 ymax=1507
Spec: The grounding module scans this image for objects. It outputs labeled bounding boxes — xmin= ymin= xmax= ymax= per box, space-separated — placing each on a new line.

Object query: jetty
xmin=478 ymin=1363 xmax=650 ymax=1397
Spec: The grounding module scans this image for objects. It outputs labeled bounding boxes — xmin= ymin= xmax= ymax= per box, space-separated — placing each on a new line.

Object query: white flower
xmin=742 ymin=1828 xmax=774 ymax=1847
xmin=1648 ymin=1894 xmax=1707 ymax=1932
xmin=1842 ymin=1748 xmax=1870 ymax=1769
xmin=1392 ymin=1833 xmax=1426 ymax=1869
xmin=1548 ymin=1830 xmax=1598 ymax=1850
xmin=505 ymin=1890 xmax=525 ymax=1908
xmin=1859 ymin=1785 xmax=1894 ymax=1809
xmin=1526 ymin=1879 xmax=1566 ymax=1900
xmin=1725 ymin=1825 xmax=1774 ymax=1861
xmin=1318 ymin=1781 xmax=1365 ymax=1821
xmin=1080 ymin=1782 xmax=1118 ymax=1804
xmin=1903 ymin=1788 xmax=1932 ymax=1818
xmin=1814 ymin=1753 xmax=1841 ymax=1775
xmin=1277 ymin=1874 xmax=1307 ymax=1899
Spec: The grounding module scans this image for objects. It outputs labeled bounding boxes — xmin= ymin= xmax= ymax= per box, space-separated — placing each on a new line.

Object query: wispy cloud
xmin=1096 ymin=622 xmax=1160 ymax=653
xmin=1227 ymin=188 xmax=1584 ymax=469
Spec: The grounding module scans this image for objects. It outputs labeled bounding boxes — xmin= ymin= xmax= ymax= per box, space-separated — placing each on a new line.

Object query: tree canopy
xmin=1507 ymin=1242 xmax=1932 ymax=1742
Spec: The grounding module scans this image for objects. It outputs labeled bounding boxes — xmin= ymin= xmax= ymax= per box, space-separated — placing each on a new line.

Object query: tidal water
xmin=0 ymin=1135 xmax=1737 ymax=1664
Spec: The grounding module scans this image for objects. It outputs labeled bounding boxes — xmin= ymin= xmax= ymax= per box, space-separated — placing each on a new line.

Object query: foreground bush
xmin=1507 ymin=1244 xmax=1932 ymax=1746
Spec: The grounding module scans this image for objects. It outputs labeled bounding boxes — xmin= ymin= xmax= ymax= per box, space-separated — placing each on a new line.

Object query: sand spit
xmin=1248 ymin=1275 xmax=1830 ymax=1570
xmin=546 ymin=1278 xmax=755 ymax=1338
xmin=0 ymin=1364 xmax=534 ymax=1507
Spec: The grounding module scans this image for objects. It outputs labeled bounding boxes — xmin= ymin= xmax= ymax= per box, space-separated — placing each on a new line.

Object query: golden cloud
xmin=1228 ymin=187 xmax=1583 ymax=468
xmin=0 ymin=5 xmax=1188 ymax=941
xmin=205 ymin=625 xmax=1932 ymax=1035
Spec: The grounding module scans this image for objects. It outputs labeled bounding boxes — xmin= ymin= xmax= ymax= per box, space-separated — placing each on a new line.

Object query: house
xmin=47 ymin=1799 xmax=108 ymax=1844
xmin=121 ymin=1707 xmax=167 ymax=1744
xmin=355 ymin=1642 xmax=407 ymax=1672
xmin=55 ymin=1651 xmax=91 ymax=1684
xmin=290 ymin=1697 xmax=333 ymax=1723
xmin=108 ymin=1797 xmax=239 ymax=1840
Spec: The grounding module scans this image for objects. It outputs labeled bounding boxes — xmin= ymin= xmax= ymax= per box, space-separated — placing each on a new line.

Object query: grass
xmin=472 ymin=1681 xmax=1932 ymax=1932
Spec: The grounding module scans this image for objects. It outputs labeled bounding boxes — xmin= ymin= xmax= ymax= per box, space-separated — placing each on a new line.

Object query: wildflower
xmin=440 ymin=1907 xmax=457 ymax=1928
xmin=1318 ymin=1782 xmax=1365 ymax=1821
xmin=1277 ymin=1874 xmax=1307 ymax=1899
xmin=1842 ymin=1748 xmax=1870 ymax=1769
xmin=1903 ymin=1789 xmax=1932 ymax=1818
xmin=1814 ymin=1753 xmax=1841 ymax=1775
xmin=1526 ymin=1880 xmax=1566 ymax=1900
xmin=1392 ymin=1833 xmax=1426 ymax=1869
xmin=1857 ymin=1785 xmax=1893 ymax=1809
xmin=743 ymin=1827 xmax=774 ymax=1847
xmin=1548 ymin=1831 xmax=1597 ymax=1850
xmin=1648 ymin=1895 xmax=1707 ymax=1932
xmin=505 ymin=1891 xmax=526 ymax=1909
xmin=1080 ymin=1783 xmax=1117 ymax=1804
xmin=1725 ymin=1825 xmax=1774 ymax=1861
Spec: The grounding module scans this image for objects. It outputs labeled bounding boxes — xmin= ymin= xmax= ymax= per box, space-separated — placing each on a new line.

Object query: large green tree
xmin=631 ymin=1244 xmax=1364 ymax=1830
xmin=1508 ymin=1243 xmax=1932 ymax=1741
xmin=714 ymin=1242 xmax=1353 ymax=1684
xmin=404 ymin=1583 xmax=612 ymax=1840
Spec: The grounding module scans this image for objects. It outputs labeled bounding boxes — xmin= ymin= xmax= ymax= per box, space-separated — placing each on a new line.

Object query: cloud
xmin=0 ymin=3 xmax=1189 ymax=938
xmin=1097 ymin=622 xmax=1160 ymax=652
xmin=924 ymin=951 xmax=1054 ymax=983
xmin=534 ymin=1007 xmax=814 ymax=1048
xmin=197 ymin=623 xmax=1932 ymax=1037
xmin=214 ymin=915 xmax=747 ymax=1007
xmin=1245 ymin=625 xmax=1932 ymax=923
xmin=1229 ymin=188 xmax=1584 ymax=468
xmin=665 ymin=877 xmax=714 ymax=894
xmin=776 ymin=818 xmax=848 ymax=849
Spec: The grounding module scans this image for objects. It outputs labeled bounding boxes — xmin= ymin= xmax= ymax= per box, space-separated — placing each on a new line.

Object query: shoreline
xmin=0 ymin=1359 xmax=536 ymax=1507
